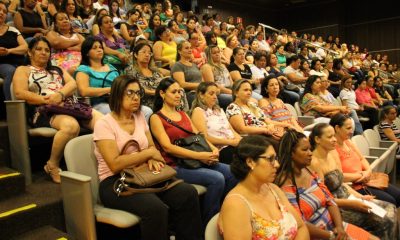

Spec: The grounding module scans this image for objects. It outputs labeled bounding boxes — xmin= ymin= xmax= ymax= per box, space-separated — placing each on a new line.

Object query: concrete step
xmin=10 ymin=225 xmax=72 ymax=240
xmin=0 ymin=174 xmax=64 ymax=239
xmin=0 ymin=167 xmax=25 ymax=201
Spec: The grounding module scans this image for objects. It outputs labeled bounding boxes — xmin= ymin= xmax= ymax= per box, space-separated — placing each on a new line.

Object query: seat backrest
xmin=284 ymin=103 xmax=298 ymax=119
xmin=294 ymin=102 xmax=302 ymax=116
xmin=363 ymin=129 xmax=381 ymax=147
xmin=373 ymin=125 xmax=379 ymax=133
xmin=351 ymin=135 xmax=370 ymax=156
xmin=64 ymin=134 xmax=99 ymax=204
xmin=205 ymin=213 xmax=222 ymax=240
xmin=394 ymin=118 xmax=400 ymax=130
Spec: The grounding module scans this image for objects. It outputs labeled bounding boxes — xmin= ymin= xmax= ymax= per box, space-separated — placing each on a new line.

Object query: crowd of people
xmin=1 ymin=0 xmax=400 ymax=239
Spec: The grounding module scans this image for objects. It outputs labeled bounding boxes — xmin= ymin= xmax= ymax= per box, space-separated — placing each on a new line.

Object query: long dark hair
xmin=299 ymin=75 xmax=320 ymax=103
xmin=260 ymin=74 xmax=280 ymax=98
xmin=153 ymin=77 xmax=177 ymax=112
xmin=275 ymin=129 xmax=307 ymax=213
xmin=60 ymin=0 xmax=79 ymax=17
xmin=27 ymin=37 xmax=63 ymax=77
xmin=148 ymin=13 xmax=160 ymax=30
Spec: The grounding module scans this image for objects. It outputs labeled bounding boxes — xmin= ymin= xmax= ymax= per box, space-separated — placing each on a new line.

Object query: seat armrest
xmin=369 ymin=147 xmax=389 ymax=157
xmin=60 ymin=171 xmax=97 ymax=240
xmin=298 ymin=116 xmax=315 ymax=126
xmin=379 ymin=141 xmax=397 ymax=148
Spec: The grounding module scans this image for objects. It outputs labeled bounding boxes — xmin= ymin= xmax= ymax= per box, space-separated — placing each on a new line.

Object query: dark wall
xmin=196 ymin=0 xmax=400 ymax=64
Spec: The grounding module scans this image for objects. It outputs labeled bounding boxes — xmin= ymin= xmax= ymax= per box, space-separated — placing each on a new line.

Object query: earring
xmin=251 ymin=166 xmax=254 ymax=170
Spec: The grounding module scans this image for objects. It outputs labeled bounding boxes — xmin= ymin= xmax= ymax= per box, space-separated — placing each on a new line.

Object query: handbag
xmin=157 ymin=112 xmax=212 ymax=169
xmin=38 ymin=96 xmax=93 ymax=120
xmin=364 ymin=172 xmax=389 ymax=190
xmin=113 ymin=139 xmax=182 ymax=197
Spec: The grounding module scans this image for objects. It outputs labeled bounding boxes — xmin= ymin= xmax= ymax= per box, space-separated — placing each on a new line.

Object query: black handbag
xmin=157 ymin=112 xmax=212 ymax=169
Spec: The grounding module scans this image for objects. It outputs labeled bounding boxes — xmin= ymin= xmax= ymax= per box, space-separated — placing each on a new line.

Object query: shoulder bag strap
xmin=156 ymin=111 xmax=195 ymax=135
xmin=102 ymin=69 xmax=119 ymax=88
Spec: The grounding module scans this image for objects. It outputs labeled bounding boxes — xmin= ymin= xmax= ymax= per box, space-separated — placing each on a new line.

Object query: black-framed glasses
xmin=258 ymin=155 xmax=277 ymax=164
xmin=125 ymin=89 xmax=144 ymax=98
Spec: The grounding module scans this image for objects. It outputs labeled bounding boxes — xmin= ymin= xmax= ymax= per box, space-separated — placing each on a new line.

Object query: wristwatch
xmin=328 ymin=230 xmax=336 ymax=240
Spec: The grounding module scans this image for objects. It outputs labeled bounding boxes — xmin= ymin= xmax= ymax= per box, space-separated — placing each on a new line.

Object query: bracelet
xmin=57 ymin=91 xmax=65 ymax=101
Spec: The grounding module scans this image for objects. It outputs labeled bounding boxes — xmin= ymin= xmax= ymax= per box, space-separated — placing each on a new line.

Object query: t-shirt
xmin=171 ymin=61 xmax=202 ymax=86
xmin=93 ymin=112 xmax=149 ymax=182
xmin=379 ymin=121 xmax=400 ymax=141
xmin=0 ymin=26 xmax=24 ymax=65
xmin=227 ymin=63 xmax=252 ymax=80
xmin=340 ymin=88 xmax=359 ymax=110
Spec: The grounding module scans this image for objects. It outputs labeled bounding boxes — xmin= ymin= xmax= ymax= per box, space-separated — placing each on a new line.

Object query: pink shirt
xmin=355 ymin=88 xmax=373 ymax=105
xmin=93 ymin=112 xmax=149 ymax=182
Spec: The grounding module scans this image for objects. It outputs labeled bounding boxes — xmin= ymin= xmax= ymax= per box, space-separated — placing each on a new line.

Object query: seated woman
xmin=378 ymin=106 xmax=400 ymax=155
xmin=143 ymin=14 xmax=161 ymax=42
xmin=250 ymin=51 xmax=268 ymax=94
xmin=153 ymin=25 xmax=177 ymax=69
xmin=125 ymin=42 xmax=170 ymax=111
xmin=75 ymin=36 xmax=118 ymax=113
xmin=323 ymin=57 xmax=341 ymax=98
xmin=355 ymin=77 xmax=380 ymax=129
xmin=374 ymin=76 xmax=395 ymax=105
xmin=219 ymin=135 xmax=309 ymax=240
xmin=225 ymin=79 xmax=284 ymax=150
xmin=150 ymin=78 xmax=237 ymax=226
xmin=95 ymin=14 xmax=128 ymax=71
xmin=190 ymin=82 xmax=242 ymax=164
xmin=222 ymin=34 xmax=239 ymax=65
xmin=120 ymin=9 xmax=144 ymax=45
xmin=0 ymin=1 xmax=28 ymax=101
xmin=60 ymin=0 xmax=88 ymax=34
xmin=88 ymin=8 xmax=108 ymax=35
xmin=300 ymin=75 xmax=350 ymax=123
xmin=201 ymin=45 xmax=233 ymax=109
xmin=13 ymin=37 xmax=102 ymax=183
xmin=228 ymin=47 xmax=262 ymax=100
xmin=258 ymin=75 xmax=304 ymax=133
xmin=266 ymin=53 xmax=299 ymax=105
xmin=14 ymin=0 xmax=48 ymax=42
xmin=319 ymin=76 xmax=363 ymax=135
xmin=94 ymin=75 xmax=202 ymax=240
xmin=46 ymin=12 xmax=84 ymax=74
xmin=168 ymin=19 xmax=187 ymax=44
xmin=276 ymin=129 xmax=375 ymax=240
xmin=330 ymin=113 xmax=400 ymax=207
xmin=171 ymin=40 xmax=202 ymax=107
xmin=310 ymin=123 xmax=397 ymax=239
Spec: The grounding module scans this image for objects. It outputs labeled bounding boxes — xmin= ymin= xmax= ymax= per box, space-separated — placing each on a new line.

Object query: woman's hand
xmin=46 ymin=92 xmax=63 ymax=105
xmin=350 ymin=200 xmax=371 ymax=213
xmin=147 ymin=159 xmax=164 ymax=172
xmin=197 ymin=152 xmax=219 ymax=165
xmin=361 ymin=195 xmax=375 ymax=201
xmin=333 ymin=227 xmax=349 ymax=240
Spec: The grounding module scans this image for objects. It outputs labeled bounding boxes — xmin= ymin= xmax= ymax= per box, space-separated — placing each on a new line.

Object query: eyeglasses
xmin=125 ymin=89 xmax=144 ymax=98
xmin=138 ymin=50 xmax=153 ymax=56
xmin=258 ymin=155 xmax=277 ymax=164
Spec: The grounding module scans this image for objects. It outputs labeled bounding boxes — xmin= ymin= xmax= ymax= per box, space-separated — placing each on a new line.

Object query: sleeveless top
xmin=19 ymin=9 xmax=44 ymax=38
xmin=160 ymin=41 xmax=177 ymax=67
xmin=335 ymin=140 xmax=363 ymax=190
xmin=226 ymin=184 xmax=298 ymax=240
xmin=28 ymin=66 xmax=64 ymax=96
xmin=51 ymin=33 xmax=82 ymax=71
xmin=157 ymin=111 xmax=192 ymax=166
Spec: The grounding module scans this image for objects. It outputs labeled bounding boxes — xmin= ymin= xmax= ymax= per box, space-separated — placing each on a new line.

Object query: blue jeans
xmin=176 ymin=163 xmax=237 ymax=225
xmin=0 ymin=64 xmax=17 ymax=100
xmin=348 ymin=109 xmax=363 ymax=135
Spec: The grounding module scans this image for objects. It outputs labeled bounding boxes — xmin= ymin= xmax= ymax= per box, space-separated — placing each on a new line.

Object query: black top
xmin=227 ymin=62 xmax=252 ymax=79
xmin=0 ymin=26 xmax=25 ymax=65
xmin=19 ymin=9 xmax=44 ymax=38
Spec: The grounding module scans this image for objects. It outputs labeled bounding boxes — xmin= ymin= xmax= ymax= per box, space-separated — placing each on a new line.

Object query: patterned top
xmin=125 ymin=66 xmax=164 ymax=108
xmin=226 ymin=184 xmax=298 ymax=240
xmin=260 ymin=98 xmax=293 ymax=124
xmin=281 ymin=172 xmax=336 ymax=231
xmin=300 ymin=93 xmax=331 ymax=117
xmin=212 ymin=65 xmax=232 ymax=88
xmin=226 ymin=102 xmax=266 ymax=127
xmin=198 ymin=107 xmax=234 ymax=149
xmin=379 ymin=120 xmax=400 ymax=141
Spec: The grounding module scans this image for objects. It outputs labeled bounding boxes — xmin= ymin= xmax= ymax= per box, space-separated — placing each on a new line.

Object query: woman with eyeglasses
xmin=94 ymin=75 xmax=203 ymax=240
xmin=309 ymin=123 xmax=396 ymax=239
xmin=276 ymin=130 xmax=372 ymax=240
xmin=150 ymin=77 xmax=237 ymax=226
xmin=219 ymin=135 xmax=309 ymax=240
